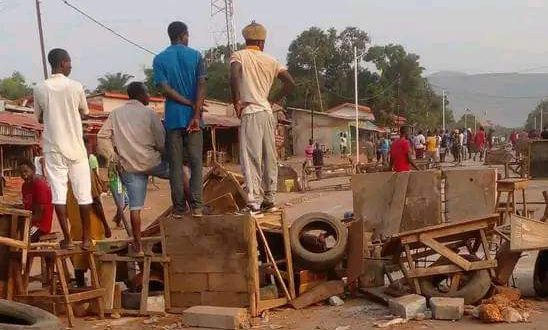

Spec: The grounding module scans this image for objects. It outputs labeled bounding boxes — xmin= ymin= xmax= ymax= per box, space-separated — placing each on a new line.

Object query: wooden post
xmin=212 ymin=126 xmax=217 ymax=163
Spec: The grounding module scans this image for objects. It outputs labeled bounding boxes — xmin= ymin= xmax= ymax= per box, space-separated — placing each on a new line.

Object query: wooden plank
xmin=399 ymin=215 xmax=498 ymax=244
xmin=246 ymin=215 xmax=259 ymax=317
xmin=0 ymin=236 xmax=27 ymax=249
xmin=208 ymin=273 xmax=248 ymax=292
xmin=170 ymin=273 xmax=208 ymax=292
xmin=170 ymin=254 xmax=248 ymax=274
xmin=510 ymin=214 xmax=548 ymax=251
xmin=257 ymin=297 xmax=289 ymax=312
xmin=254 ymin=218 xmax=292 ymax=302
xmin=203 ymin=193 xmax=239 ymax=214
xmin=139 ymin=256 xmax=151 ymax=315
xmin=420 ymin=235 xmax=472 ymax=271
xmin=494 ymin=241 xmax=521 ymax=285
xmin=281 ymin=212 xmax=296 ymax=299
xmin=99 ymin=260 xmax=117 ymax=310
xmin=290 ymin=281 xmax=344 ymax=310
xmin=407 ymin=260 xmax=497 ymax=278
xmin=404 ymin=244 xmax=421 ymax=294
xmin=67 ymin=289 xmax=106 ymax=303
xmin=346 ymin=218 xmax=364 ymax=286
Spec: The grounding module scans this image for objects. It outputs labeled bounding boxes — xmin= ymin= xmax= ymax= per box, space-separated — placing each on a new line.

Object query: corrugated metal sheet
xmin=0 ymin=112 xmax=42 ymax=131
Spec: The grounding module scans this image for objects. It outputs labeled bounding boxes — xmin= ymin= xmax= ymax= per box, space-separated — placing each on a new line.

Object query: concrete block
xmin=183 ymin=305 xmax=249 ymax=329
xmin=388 ymin=294 xmax=427 ymax=319
xmin=430 ymin=297 xmax=465 ymax=321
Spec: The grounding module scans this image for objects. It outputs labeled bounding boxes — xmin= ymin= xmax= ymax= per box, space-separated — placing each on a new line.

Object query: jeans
xmin=120 ymin=161 xmax=169 ymax=211
xmin=167 ymin=129 xmax=203 ymax=212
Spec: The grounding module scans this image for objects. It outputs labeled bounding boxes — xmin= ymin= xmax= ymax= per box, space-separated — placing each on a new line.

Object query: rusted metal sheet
xmin=444 ymin=168 xmax=497 ymax=223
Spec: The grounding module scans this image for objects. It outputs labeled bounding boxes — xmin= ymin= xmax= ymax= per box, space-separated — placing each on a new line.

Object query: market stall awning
xmin=350 ymin=120 xmax=386 ymax=133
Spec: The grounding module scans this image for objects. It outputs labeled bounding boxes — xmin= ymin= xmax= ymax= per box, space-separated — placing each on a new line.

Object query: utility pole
xmin=541 ymin=100 xmax=544 ymax=130
xmin=35 ymin=0 xmax=48 ymax=79
xmin=442 ymin=90 xmax=446 ymax=132
xmin=354 ymin=46 xmax=359 ymax=164
xmin=313 ymin=56 xmax=324 ymax=112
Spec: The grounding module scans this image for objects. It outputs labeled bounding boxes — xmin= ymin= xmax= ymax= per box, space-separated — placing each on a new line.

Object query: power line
xmin=61 ymin=0 xmax=157 ymax=56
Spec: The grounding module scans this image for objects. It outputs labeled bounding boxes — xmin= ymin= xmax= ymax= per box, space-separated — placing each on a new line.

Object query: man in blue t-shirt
xmin=153 ymin=21 xmax=207 ymax=218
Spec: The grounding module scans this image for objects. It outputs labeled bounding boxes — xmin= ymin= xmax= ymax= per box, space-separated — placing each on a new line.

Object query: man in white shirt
xmin=413 ymin=130 xmax=426 ymax=159
xmin=33 ymin=48 xmax=93 ymax=250
xmin=230 ymin=21 xmax=295 ymax=215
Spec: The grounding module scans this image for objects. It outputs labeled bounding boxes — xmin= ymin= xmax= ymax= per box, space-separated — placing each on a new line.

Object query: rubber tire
xmin=0 ymin=299 xmax=62 ymax=330
xmin=290 ymin=212 xmax=348 ymax=271
xmin=534 ymin=250 xmax=548 ymax=297
xmin=419 ymin=255 xmax=492 ymax=305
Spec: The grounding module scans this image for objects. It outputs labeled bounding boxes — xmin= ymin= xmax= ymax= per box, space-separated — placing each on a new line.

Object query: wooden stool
xmin=13 ymin=248 xmax=105 ymax=328
xmin=496 ymin=178 xmax=529 ymax=224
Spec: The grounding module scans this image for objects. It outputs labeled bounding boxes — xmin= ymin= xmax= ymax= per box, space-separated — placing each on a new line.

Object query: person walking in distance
xmin=33 ymin=48 xmax=94 ymax=250
xmin=153 ymin=21 xmax=207 ymax=218
xmin=390 ymin=126 xmax=419 ymax=172
xmin=230 ymin=21 xmax=295 ymax=215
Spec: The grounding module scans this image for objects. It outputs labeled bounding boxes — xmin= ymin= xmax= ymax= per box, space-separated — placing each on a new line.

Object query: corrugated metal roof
xmin=0 ymin=135 xmax=37 ymax=145
xmin=0 ymin=112 xmax=42 ymax=131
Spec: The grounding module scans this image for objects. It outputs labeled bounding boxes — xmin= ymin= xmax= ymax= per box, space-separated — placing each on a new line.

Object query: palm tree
xmin=95 ymin=72 xmax=134 ymax=93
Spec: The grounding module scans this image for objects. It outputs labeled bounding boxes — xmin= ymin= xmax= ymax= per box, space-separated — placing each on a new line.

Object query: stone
xmin=388 ymin=294 xmax=427 ymax=319
xmin=329 ymin=296 xmax=345 ymax=306
xmin=374 ymin=318 xmax=408 ymax=328
xmin=183 ymin=305 xmax=249 ymax=329
xmin=478 ymin=304 xmax=503 ymax=323
xmin=430 ymin=297 xmax=464 ymax=321
xmin=501 ymin=307 xmax=522 ymax=323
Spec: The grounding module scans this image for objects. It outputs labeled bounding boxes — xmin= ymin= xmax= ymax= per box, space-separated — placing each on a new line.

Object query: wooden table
xmin=496 ymin=178 xmax=529 ymax=223
xmin=0 ymin=206 xmax=31 ymax=274
xmin=388 ymin=214 xmax=499 ymax=295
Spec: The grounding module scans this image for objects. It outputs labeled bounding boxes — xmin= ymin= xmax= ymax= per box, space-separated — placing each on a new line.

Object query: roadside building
xmin=288 ymin=103 xmax=383 ymax=157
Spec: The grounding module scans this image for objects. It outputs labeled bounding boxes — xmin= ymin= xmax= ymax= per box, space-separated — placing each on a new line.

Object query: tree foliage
xmin=96 ymin=72 xmax=134 ymax=93
xmin=284 ymin=27 xmax=454 ymax=128
xmin=525 ymin=100 xmax=547 ymax=130
xmin=0 ymin=71 xmax=32 ymax=100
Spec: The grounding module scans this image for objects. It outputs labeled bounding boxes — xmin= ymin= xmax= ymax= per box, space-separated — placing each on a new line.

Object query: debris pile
xmin=475 ymin=286 xmax=532 ymax=323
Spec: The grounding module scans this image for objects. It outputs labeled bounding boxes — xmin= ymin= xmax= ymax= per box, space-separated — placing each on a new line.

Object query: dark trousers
xmin=167 ymin=129 xmax=203 ymax=212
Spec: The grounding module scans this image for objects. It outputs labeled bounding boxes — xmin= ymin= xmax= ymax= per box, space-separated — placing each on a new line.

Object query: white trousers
xmin=45 ymin=152 xmax=92 ymax=205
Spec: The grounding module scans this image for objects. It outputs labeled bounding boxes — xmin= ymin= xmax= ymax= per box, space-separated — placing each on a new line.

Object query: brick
xmin=170 ymin=292 xmax=202 ymax=308
xmin=183 ymin=305 xmax=249 ymax=329
xmin=389 ymin=294 xmax=427 ymax=319
xmin=208 ymin=273 xmax=248 ymax=292
xmin=430 ymin=297 xmax=464 ymax=321
xmin=171 ymin=273 xmax=208 ymax=292
xmin=201 ymin=292 xmax=249 ymax=307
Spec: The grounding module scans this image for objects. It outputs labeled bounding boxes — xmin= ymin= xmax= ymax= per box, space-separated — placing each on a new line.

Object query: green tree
xmin=525 ymin=100 xmax=546 ymax=130
xmin=0 ymin=71 xmax=32 ymax=100
xmin=96 ymin=72 xmax=134 ymax=93
xmin=143 ymin=67 xmax=162 ymax=97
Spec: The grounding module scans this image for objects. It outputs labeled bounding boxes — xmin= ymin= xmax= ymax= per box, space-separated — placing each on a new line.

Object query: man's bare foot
xmin=81 ymin=239 xmax=93 ymax=251
xmin=129 ymin=242 xmax=144 ymax=257
xmin=104 ymin=226 xmax=112 ymax=238
xmin=60 ymin=239 xmax=75 ymax=250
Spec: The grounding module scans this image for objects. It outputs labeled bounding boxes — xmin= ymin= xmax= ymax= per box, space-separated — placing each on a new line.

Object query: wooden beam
xmin=420 ymin=235 xmax=472 ymax=271
xmin=407 ymin=260 xmax=497 ymax=278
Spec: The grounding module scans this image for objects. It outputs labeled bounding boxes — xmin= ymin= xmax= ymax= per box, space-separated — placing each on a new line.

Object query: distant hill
xmin=427 ymin=71 xmax=548 ymax=127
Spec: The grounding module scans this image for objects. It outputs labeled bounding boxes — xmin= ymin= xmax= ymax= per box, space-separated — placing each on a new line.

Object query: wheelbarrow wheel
xmin=534 ymin=250 xmax=548 ymax=297
xmin=418 ymin=254 xmax=492 ymax=305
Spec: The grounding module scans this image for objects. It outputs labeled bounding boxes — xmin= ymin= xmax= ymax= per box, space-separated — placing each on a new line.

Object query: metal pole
xmin=35 ymin=0 xmax=48 ymax=79
xmin=541 ymin=99 xmax=544 ymax=130
xmin=474 ymin=115 xmax=477 ymax=132
xmin=354 ymin=46 xmax=359 ymax=164
xmin=313 ymin=56 xmax=324 ymax=112
xmin=442 ymin=90 xmax=446 ymax=132
xmin=464 ymin=112 xmax=467 ymax=130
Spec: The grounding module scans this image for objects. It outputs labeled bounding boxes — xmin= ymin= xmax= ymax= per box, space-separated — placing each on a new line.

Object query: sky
xmin=2 ymin=0 xmax=548 ymax=90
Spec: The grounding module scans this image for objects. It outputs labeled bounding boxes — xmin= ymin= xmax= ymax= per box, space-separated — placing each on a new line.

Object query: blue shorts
xmin=120 ymin=161 xmax=169 ymax=211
